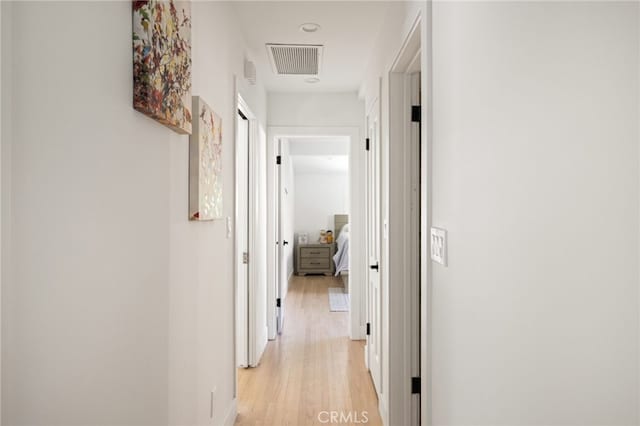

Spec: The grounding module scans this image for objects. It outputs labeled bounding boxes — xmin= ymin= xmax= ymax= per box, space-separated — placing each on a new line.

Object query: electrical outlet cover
xmin=430 ymin=227 xmax=447 ymax=266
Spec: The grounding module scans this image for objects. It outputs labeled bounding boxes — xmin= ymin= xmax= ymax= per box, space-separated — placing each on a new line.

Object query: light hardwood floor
xmin=236 ymin=275 xmax=381 ymax=426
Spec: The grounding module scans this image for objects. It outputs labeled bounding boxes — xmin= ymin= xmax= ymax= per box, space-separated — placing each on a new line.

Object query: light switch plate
xmin=430 ymin=227 xmax=447 ymax=266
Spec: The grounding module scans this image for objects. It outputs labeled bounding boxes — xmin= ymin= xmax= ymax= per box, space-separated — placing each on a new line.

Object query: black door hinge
xmin=366 ymin=322 xmax=371 ymax=336
xmin=365 ymin=138 xmax=370 ymax=151
xmin=411 ymin=106 xmax=422 ymax=123
xmin=276 ymin=155 xmax=282 ymax=165
xmin=411 ymin=377 xmax=421 ymax=394
xmin=276 ymin=298 xmax=281 ymax=308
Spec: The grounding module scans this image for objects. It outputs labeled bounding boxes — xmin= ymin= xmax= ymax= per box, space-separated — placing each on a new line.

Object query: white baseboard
xmin=378 ymin=396 xmax=388 ymax=426
xmin=250 ymin=326 xmax=269 ymax=367
xmin=364 ymin=342 xmax=369 ymax=369
xmin=223 ymin=398 xmax=238 ymax=426
xmin=351 ymin=324 xmax=366 ymax=341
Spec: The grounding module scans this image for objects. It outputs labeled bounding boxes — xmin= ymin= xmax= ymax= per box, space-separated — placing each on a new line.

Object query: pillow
xmin=341 ymin=224 xmax=349 ymax=233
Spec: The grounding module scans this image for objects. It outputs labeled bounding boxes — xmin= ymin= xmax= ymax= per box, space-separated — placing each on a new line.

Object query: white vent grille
xmin=266 ymin=44 xmax=323 ymax=76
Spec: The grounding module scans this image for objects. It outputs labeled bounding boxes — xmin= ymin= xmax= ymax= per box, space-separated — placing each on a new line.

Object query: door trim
xmin=266 ymin=126 xmax=364 ymax=341
xmin=365 ymin=93 xmax=384 ymax=410
xmin=275 ymin=137 xmax=285 ymax=335
xmin=235 ymin=91 xmax=265 ymax=368
xmin=235 ymin=104 xmax=249 ymax=369
xmin=387 ymin=11 xmax=426 ymax=426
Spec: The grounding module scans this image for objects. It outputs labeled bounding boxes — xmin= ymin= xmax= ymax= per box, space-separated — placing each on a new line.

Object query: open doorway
xmin=265 ymin=127 xmax=364 ymax=342
xmin=277 ymin=136 xmax=351 ymax=333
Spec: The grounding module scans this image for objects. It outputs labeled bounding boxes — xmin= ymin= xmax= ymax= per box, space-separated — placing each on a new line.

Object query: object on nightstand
xmin=319 ymin=230 xmax=327 ymax=243
xmin=298 ymin=233 xmax=309 ymax=245
xmin=326 ymin=230 xmax=334 ymax=244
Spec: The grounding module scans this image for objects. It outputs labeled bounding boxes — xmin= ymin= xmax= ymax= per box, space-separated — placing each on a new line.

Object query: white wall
xmin=169 ymin=2 xmax=267 ymax=424
xmin=430 ymin=3 xmax=639 ymax=424
xmin=294 ymin=173 xmax=349 ymax=243
xmin=3 ymin=3 xmax=169 ymax=423
xmin=361 ymin=1 xmax=640 ymax=425
xmin=1 ymin=2 xmax=267 ymax=425
xmin=269 ymin=93 xmax=364 ymax=128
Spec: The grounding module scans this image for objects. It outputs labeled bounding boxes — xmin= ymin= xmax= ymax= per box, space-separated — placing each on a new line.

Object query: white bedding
xmin=333 ymin=226 xmax=349 ymax=275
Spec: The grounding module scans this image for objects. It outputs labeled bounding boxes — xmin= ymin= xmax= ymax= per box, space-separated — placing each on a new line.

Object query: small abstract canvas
xmin=189 ymin=97 xmax=223 ymax=221
xmin=132 ymin=0 xmax=192 ymax=134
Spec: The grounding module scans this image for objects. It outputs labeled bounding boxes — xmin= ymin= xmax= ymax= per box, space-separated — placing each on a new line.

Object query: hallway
xmin=3 ymin=1 xmax=640 ymax=425
xmin=236 ymin=276 xmax=381 ymax=426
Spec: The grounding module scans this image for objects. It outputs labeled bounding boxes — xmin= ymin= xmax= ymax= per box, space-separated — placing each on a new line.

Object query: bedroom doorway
xmin=266 ymin=127 xmax=364 ymax=342
xmin=275 ymin=135 xmax=351 ymax=332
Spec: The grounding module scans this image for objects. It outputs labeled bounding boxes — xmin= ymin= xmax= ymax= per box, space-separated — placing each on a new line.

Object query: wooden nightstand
xmin=296 ymin=243 xmax=336 ymax=276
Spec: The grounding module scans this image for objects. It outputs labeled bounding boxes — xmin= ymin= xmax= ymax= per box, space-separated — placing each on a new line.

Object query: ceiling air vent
xmin=266 ymin=44 xmax=323 ymax=76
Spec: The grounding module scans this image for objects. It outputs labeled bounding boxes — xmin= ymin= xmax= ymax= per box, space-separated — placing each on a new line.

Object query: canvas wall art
xmin=189 ymin=97 xmax=223 ymax=221
xmin=132 ymin=0 xmax=192 ymax=134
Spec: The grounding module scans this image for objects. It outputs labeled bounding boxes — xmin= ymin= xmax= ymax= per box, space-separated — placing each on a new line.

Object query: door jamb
xmin=235 ymin=91 xmax=261 ymax=368
xmin=364 ymin=91 xmax=381 ymax=386
xmin=387 ymin=12 xmax=426 ymax=426
xmin=235 ymin=103 xmax=249 ymax=369
xmin=0 ymin=6 xmax=4 ymax=422
xmin=275 ymin=137 xmax=285 ymax=335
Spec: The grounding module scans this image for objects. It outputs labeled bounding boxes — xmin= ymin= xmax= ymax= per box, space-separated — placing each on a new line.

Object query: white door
xmin=276 ymin=139 xmax=286 ymax=334
xmin=236 ymin=111 xmax=250 ymax=367
xmin=366 ymin=100 xmax=382 ymax=394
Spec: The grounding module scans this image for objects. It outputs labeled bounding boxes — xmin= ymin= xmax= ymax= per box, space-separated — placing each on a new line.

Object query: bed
xmin=333 ymin=214 xmax=349 ymax=291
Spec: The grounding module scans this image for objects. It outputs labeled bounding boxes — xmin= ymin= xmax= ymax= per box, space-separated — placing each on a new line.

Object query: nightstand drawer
xmin=296 ymin=243 xmax=335 ymax=276
xmin=300 ymin=258 xmax=331 ymax=269
xmin=300 ymin=247 xmax=331 ymax=258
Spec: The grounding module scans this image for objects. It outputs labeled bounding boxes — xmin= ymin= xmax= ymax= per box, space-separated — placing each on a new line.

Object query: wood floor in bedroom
xmin=235 ymin=275 xmax=381 ymax=426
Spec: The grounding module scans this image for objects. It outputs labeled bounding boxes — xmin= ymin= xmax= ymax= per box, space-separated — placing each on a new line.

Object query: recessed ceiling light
xmin=299 ymin=23 xmax=321 ymax=33
xmin=305 ymin=77 xmax=320 ymax=84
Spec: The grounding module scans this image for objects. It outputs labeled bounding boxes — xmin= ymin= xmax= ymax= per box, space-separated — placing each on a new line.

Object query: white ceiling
xmin=232 ymin=1 xmax=391 ymax=92
xmin=292 ymin=155 xmax=349 ymax=175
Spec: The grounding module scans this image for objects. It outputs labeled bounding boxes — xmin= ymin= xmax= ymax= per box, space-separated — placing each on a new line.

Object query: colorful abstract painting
xmin=133 ymin=0 xmax=192 ymax=134
xmin=189 ymin=97 xmax=223 ymax=221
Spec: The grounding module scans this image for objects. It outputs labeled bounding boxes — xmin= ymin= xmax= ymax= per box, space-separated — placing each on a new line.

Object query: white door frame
xmin=386 ymin=12 xmax=426 ymax=426
xmin=266 ymin=126 xmax=365 ymax=341
xmin=235 ymin=92 xmax=263 ymax=368
xmin=0 ymin=5 xmax=4 ymax=422
xmin=235 ymin=102 xmax=249 ymax=368
xmin=1 ymin=5 xmax=15 ymax=423
xmin=365 ymin=93 xmax=383 ymax=404
xmin=275 ymin=137 xmax=286 ymax=335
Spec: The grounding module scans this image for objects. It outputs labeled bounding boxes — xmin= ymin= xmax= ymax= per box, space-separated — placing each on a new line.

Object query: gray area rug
xmin=328 ymin=287 xmax=350 ymax=312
